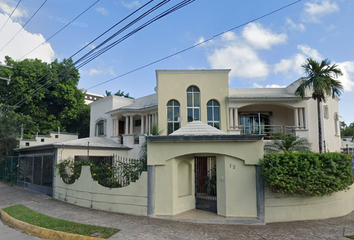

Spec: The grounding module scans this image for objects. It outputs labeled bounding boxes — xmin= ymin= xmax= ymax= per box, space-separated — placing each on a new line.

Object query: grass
xmin=2 ymin=204 xmax=119 ymax=238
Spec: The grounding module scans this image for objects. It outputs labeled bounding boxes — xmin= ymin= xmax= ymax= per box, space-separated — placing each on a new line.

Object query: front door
xmin=195 ymin=157 xmax=217 ymax=213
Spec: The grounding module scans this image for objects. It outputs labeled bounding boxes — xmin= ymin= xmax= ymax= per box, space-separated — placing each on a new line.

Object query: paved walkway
xmin=1 ymin=181 xmax=354 ymax=240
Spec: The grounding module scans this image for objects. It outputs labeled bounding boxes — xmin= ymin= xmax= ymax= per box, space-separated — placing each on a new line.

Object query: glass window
xmin=207 ymin=100 xmax=220 ymax=129
xmin=187 ymin=86 xmax=200 ymax=122
xmin=240 ymin=113 xmax=270 ymax=134
xmin=97 ymin=120 xmax=105 ymax=136
xmin=167 ymin=100 xmax=180 ymax=134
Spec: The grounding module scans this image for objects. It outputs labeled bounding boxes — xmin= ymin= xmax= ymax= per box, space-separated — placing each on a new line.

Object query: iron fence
xmin=0 ymin=156 xmax=18 ymax=185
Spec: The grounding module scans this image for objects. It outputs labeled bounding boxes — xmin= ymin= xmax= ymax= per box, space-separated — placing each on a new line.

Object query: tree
xmin=295 ymin=58 xmax=343 ymax=153
xmin=341 ymin=121 xmax=354 ymax=138
xmin=105 ymin=89 xmax=134 ymax=99
xmin=264 ymin=133 xmax=311 ymax=153
xmin=0 ymin=56 xmax=90 ymax=138
xmin=0 ymin=104 xmax=35 ymax=158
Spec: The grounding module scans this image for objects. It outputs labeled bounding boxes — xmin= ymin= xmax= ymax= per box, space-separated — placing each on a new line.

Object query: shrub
xmin=261 ymin=152 xmax=354 ymax=196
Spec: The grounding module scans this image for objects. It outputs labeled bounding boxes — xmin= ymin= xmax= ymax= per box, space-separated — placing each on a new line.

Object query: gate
xmin=0 ymin=156 xmax=18 ymax=184
xmin=195 ymin=157 xmax=217 ymax=213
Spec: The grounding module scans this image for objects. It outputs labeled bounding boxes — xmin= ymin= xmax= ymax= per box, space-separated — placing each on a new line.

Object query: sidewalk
xmin=1 ymin=181 xmax=354 ymax=240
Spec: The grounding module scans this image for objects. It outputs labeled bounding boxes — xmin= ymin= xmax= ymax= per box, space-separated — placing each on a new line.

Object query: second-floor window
xmin=207 ymin=100 xmax=220 ymax=129
xmin=167 ymin=100 xmax=180 ymax=134
xmin=187 ymin=86 xmax=200 ymax=122
xmin=97 ymin=120 xmax=105 ymax=136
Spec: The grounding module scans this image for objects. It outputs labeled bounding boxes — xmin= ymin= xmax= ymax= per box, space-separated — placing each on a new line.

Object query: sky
xmin=0 ymin=0 xmax=353 ymax=124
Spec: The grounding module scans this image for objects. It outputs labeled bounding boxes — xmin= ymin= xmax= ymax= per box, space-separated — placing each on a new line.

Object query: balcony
xmin=229 ymin=125 xmax=306 ymax=139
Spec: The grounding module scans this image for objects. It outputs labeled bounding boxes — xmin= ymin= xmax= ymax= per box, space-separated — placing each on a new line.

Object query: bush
xmin=261 ymin=152 xmax=354 ymax=196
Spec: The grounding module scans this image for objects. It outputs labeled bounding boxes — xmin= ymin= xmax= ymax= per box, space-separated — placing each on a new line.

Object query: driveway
xmin=1 ymin=181 xmax=354 ymax=240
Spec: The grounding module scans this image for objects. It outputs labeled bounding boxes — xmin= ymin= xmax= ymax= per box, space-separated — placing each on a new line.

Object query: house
xmin=17 ymin=69 xmax=346 ymax=223
xmin=90 ymin=69 xmax=341 ymax=155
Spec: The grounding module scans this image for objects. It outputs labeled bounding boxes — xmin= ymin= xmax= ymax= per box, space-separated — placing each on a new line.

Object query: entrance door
xmin=195 ymin=157 xmax=217 ymax=213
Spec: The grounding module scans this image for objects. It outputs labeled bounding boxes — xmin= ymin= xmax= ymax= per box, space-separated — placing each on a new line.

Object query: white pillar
xmin=229 ymin=108 xmax=234 ymax=129
xmin=299 ymin=108 xmax=304 ymax=127
xmin=148 ymin=115 xmax=151 ymax=135
xmin=125 ymin=116 xmax=129 ymax=134
xmin=145 ymin=114 xmax=149 ymax=134
xmin=155 ymin=113 xmax=158 ymax=126
xmin=294 ymin=108 xmax=299 ymax=127
xmin=152 ymin=114 xmax=155 ymax=125
xmin=130 ymin=116 xmax=134 ymax=134
xmin=303 ymin=108 xmax=307 ymax=129
xmin=141 ymin=115 xmax=145 ymax=134
xmin=233 ymin=108 xmax=238 ymax=126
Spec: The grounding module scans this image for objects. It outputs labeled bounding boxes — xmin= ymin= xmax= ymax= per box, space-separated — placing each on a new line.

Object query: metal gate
xmin=195 ymin=157 xmax=217 ymax=213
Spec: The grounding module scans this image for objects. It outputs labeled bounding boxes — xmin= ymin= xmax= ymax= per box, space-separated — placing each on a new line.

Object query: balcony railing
xmin=230 ymin=125 xmax=306 ymax=136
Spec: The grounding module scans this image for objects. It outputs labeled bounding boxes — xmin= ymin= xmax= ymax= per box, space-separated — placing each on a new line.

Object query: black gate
xmin=195 ymin=157 xmax=217 ymax=213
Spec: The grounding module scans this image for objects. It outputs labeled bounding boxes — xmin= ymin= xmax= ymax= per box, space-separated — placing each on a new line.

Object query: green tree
xmin=341 ymin=122 xmax=354 ymax=138
xmin=0 ymin=56 xmax=90 ymax=138
xmin=0 ymin=104 xmax=35 ymax=158
xmin=264 ymin=133 xmax=311 ymax=153
xmin=295 ymin=58 xmax=343 ymax=153
xmin=105 ymin=89 xmax=134 ymax=99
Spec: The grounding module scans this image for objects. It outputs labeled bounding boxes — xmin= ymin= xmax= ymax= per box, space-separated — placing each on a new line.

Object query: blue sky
xmin=0 ymin=0 xmax=353 ymax=124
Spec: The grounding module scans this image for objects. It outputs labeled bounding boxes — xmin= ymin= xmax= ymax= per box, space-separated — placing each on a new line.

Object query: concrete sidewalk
xmin=1 ymin=181 xmax=354 ymax=240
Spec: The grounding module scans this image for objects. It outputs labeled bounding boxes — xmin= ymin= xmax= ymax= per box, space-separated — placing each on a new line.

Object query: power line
xmin=0 ymin=0 xmax=48 ymax=53
xmin=6 ymin=0 xmax=191 ymax=111
xmin=87 ymin=0 xmax=301 ymax=90
xmin=0 ymin=0 xmax=22 ymax=34
xmin=18 ymin=0 xmax=101 ymax=60
xmin=4 ymin=0 xmax=155 ymax=106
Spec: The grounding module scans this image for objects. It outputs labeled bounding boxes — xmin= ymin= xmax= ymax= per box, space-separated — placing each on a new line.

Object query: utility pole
xmin=0 ymin=63 xmax=13 ymax=85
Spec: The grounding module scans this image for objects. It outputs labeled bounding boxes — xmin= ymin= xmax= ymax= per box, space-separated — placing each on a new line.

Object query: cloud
xmin=286 ymin=18 xmax=305 ymax=32
xmin=302 ymin=0 xmax=339 ymax=23
xmin=0 ymin=14 xmax=55 ymax=63
xmin=121 ymin=0 xmax=140 ymax=9
xmin=253 ymin=83 xmax=286 ymax=88
xmin=96 ymin=7 xmax=108 ymax=16
xmin=241 ymin=22 xmax=287 ymax=49
xmin=80 ymin=67 xmax=117 ymax=77
xmin=274 ymin=45 xmax=322 ymax=75
xmin=337 ymin=61 xmax=354 ymax=92
xmin=0 ymin=0 xmax=27 ymax=21
xmin=207 ymin=42 xmax=269 ymax=79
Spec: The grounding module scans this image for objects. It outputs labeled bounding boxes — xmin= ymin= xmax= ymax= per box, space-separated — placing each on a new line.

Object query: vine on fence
xmin=55 ymin=157 xmax=146 ymax=188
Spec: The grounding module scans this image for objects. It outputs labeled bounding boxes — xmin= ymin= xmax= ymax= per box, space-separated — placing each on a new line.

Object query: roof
xmin=147 ymin=121 xmax=264 ymax=142
xmin=228 ymin=92 xmax=301 ymax=100
xmin=16 ymin=137 xmax=131 ymax=151
xmin=170 ymin=121 xmax=227 ymax=136
xmin=107 ymin=94 xmax=158 ymax=113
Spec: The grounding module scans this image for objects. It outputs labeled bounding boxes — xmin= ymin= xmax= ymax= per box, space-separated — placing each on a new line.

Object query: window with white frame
xmin=187 ymin=86 xmax=200 ymax=122
xmin=96 ymin=120 xmax=105 ymax=136
xmin=207 ymin=100 xmax=220 ymax=129
xmin=167 ymin=100 xmax=180 ymax=134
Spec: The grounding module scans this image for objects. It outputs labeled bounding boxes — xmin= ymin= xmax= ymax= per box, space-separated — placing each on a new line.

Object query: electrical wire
xmin=87 ymin=0 xmax=301 ymax=90
xmin=4 ymin=0 xmax=156 ymax=106
xmin=0 ymin=0 xmax=48 ymax=53
xmin=18 ymin=0 xmax=101 ymax=60
xmin=0 ymin=0 xmax=22 ymax=34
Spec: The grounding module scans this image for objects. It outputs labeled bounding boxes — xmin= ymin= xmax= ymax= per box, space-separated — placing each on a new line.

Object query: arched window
xmin=167 ymin=100 xmax=180 ymax=134
xmin=96 ymin=119 xmax=106 ymax=136
xmin=187 ymin=86 xmax=200 ymax=122
xmin=207 ymin=100 xmax=220 ymax=129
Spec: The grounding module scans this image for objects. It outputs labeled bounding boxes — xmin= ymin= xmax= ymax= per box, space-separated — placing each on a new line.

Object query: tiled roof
xmin=170 ymin=121 xmax=227 ymax=136
xmin=118 ymin=93 xmax=158 ymax=110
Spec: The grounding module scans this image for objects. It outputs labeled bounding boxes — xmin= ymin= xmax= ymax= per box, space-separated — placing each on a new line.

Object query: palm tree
xmin=295 ymin=58 xmax=343 ymax=153
xmin=264 ymin=133 xmax=311 ymax=153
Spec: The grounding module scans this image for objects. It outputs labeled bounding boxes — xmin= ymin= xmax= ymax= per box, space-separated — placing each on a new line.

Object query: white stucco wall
xmin=55 ymin=166 xmax=147 ymax=216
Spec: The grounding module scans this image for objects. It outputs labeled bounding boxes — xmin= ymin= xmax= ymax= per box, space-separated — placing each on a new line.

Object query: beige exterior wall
xmin=322 ymin=97 xmax=341 ymax=152
xmin=55 ymin=166 xmax=147 ymax=216
xmin=148 ymin=139 xmax=263 ymax=217
xmin=156 ymin=70 xmax=230 ymax=135
xmin=265 ymin=184 xmax=354 ymax=223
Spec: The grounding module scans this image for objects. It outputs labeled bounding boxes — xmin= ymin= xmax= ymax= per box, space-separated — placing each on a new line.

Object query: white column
xmin=152 ymin=114 xmax=155 ymax=125
xmin=294 ymin=108 xmax=299 ymax=127
xmin=130 ymin=116 xmax=134 ymax=134
xmin=303 ymin=108 xmax=307 ymax=129
xmin=145 ymin=114 xmax=149 ymax=134
xmin=125 ymin=116 xmax=129 ymax=134
xmin=141 ymin=115 xmax=145 ymax=134
xmin=148 ymin=115 xmax=151 ymax=135
xmin=229 ymin=108 xmax=234 ymax=128
xmin=233 ymin=108 xmax=238 ymax=126
xmin=117 ymin=119 xmax=120 ymax=136
xmin=299 ymin=108 xmax=304 ymax=127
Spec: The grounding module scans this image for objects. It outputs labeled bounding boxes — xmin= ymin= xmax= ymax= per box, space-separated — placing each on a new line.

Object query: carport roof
xmin=16 ymin=137 xmax=131 ymax=151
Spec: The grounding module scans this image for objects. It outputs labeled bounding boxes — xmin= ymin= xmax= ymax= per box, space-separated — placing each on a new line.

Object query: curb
xmin=0 ymin=209 xmax=119 ymax=240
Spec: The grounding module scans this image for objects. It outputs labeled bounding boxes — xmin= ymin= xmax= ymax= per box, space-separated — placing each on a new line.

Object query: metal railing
xmin=229 ymin=125 xmax=306 ymax=135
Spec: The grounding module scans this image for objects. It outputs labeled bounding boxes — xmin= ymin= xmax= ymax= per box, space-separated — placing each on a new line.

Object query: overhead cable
xmin=0 ymin=0 xmax=22 ymax=34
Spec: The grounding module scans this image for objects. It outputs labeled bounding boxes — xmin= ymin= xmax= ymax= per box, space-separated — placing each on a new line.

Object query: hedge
xmin=261 ymin=152 xmax=354 ymax=196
